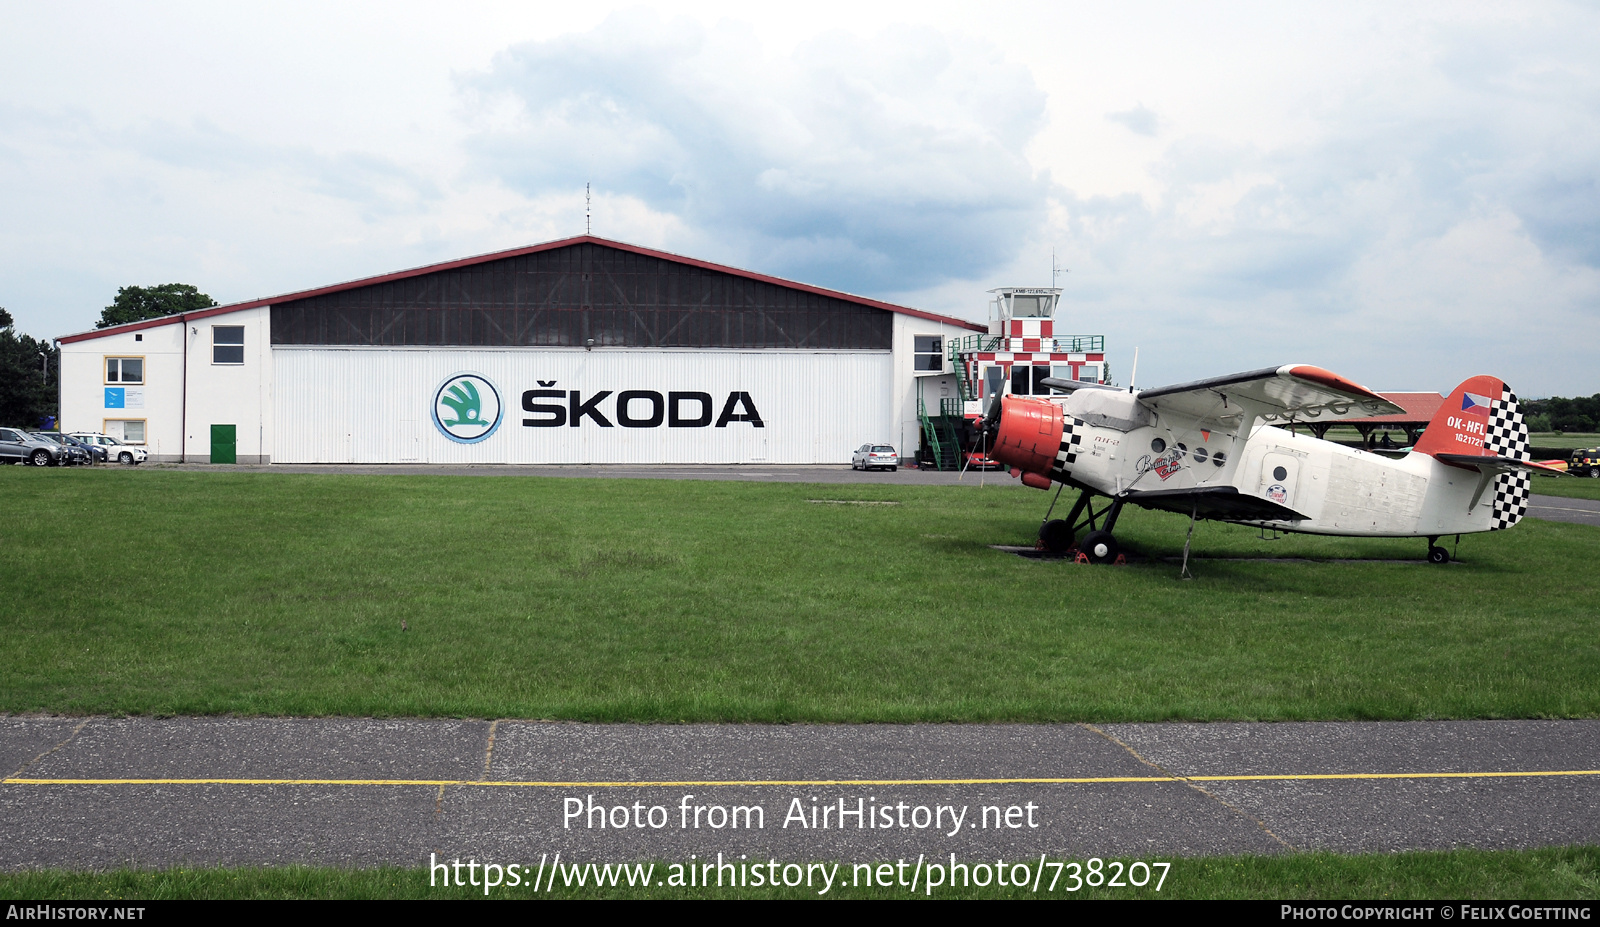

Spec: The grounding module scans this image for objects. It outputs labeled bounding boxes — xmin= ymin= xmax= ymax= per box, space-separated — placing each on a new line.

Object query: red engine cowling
xmin=992 ymin=395 xmax=1064 ymax=488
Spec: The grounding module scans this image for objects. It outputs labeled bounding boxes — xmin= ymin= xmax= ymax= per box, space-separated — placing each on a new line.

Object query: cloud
xmin=459 ymin=13 xmax=1050 ymax=294
xmin=1105 ymin=104 xmax=1158 ymax=136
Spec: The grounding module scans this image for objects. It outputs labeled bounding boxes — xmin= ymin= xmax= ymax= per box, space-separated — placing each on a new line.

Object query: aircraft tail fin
xmin=1414 ymin=375 xmax=1532 ymax=529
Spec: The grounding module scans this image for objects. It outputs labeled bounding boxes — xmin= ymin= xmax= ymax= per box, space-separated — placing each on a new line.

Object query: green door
xmin=210 ymin=424 xmax=237 ymax=464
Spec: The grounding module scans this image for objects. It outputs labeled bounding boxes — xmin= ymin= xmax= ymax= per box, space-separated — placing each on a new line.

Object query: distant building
xmin=57 ymin=236 xmax=984 ymax=464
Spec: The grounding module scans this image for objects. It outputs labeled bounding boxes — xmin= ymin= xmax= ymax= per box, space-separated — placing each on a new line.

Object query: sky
xmin=2 ymin=1 xmax=1597 ymax=395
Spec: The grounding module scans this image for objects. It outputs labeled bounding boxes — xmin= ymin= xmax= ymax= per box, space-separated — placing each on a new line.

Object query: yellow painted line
xmin=3 ymin=770 xmax=1599 ymax=787
xmin=1188 ymin=770 xmax=1600 ymax=782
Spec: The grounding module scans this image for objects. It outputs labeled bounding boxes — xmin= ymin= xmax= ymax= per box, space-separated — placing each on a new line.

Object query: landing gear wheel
xmin=29 ymin=449 xmax=51 ymax=467
xmin=1039 ymin=519 xmax=1075 ymax=553
xmin=1427 ymin=545 xmax=1450 ymax=565
xmin=1081 ymin=530 xmax=1119 ymax=565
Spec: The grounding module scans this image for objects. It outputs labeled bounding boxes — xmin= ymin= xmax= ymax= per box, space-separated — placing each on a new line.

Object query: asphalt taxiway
xmin=3 ymin=718 xmax=1597 ymax=870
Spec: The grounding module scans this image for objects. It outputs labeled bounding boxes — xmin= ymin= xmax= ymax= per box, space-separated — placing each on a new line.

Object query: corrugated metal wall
xmin=273 ymin=348 xmax=893 ymax=464
xmin=270 ymin=242 xmax=892 ymax=350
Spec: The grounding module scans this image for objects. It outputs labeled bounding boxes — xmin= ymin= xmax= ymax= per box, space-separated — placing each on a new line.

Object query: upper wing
xmin=1136 ymin=364 xmax=1403 ymax=425
xmin=1037 ymin=377 xmax=1120 ymax=394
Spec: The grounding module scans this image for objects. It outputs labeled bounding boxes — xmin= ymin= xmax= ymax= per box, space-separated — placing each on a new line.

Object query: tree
xmin=0 ymin=307 xmax=60 ymax=428
xmin=96 ymin=284 xmax=218 ymax=329
xmin=1523 ymin=394 xmax=1600 ymax=435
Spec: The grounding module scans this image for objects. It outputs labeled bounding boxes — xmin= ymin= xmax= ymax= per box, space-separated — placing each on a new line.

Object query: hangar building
xmin=57 ymin=236 xmax=990 ymax=465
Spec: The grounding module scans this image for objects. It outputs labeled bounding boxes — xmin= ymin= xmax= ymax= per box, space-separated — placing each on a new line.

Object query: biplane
xmin=984 ymin=367 xmax=1562 ymax=564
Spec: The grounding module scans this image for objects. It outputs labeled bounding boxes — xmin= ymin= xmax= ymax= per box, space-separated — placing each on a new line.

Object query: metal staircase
xmin=917 ymin=396 xmax=964 ymax=471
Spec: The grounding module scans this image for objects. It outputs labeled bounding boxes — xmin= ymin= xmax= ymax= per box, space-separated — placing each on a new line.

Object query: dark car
xmin=44 ymin=432 xmax=106 ymax=463
xmin=0 ymin=427 xmax=67 ymax=466
xmin=30 ymin=432 xmax=93 ymax=466
xmin=1570 ymin=448 xmax=1600 ymax=478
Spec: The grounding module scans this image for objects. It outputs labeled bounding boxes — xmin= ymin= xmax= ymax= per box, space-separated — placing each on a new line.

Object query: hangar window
xmin=104 ymin=419 xmax=146 ymax=444
xmin=913 ymin=336 xmax=943 ymax=372
xmin=213 ymin=326 xmax=245 ymax=364
xmin=105 ymin=357 xmax=144 ymax=384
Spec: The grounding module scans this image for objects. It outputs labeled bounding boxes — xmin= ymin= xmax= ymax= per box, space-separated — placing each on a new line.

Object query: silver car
xmin=851 ymin=443 xmax=899 ymax=471
xmin=0 ymin=427 xmax=66 ymax=466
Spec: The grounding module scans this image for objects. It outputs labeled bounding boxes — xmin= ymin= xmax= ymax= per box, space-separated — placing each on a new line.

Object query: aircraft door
xmin=1258 ymin=451 xmax=1301 ymax=509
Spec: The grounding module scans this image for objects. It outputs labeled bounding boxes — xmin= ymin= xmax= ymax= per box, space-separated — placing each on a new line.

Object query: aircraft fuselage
xmin=1062 ymin=420 xmax=1498 ymax=537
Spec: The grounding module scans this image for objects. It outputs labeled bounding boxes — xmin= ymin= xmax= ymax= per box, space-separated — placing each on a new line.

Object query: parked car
xmin=0 ymin=427 xmax=67 ymax=466
xmin=964 ymin=449 xmax=1003 ymax=471
xmin=851 ymin=443 xmax=899 ymax=471
xmin=68 ymin=434 xmax=109 ymax=463
xmin=31 ymin=432 xmax=92 ymax=466
xmin=1570 ymin=447 xmax=1600 ymax=478
xmin=36 ymin=431 xmax=104 ymax=464
xmin=69 ymin=432 xmax=148 ymax=465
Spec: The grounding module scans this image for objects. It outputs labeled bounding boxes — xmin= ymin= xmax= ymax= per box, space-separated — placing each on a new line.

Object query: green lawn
xmin=1534 ymin=474 xmax=1600 ymax=501
xmin=3 ymin=468 xmax=1597 ymax=721
xmin=1530 ymin=433 xmax=1600 ymax=450
xmin=2 ymin=848 xmax=1595 ymax=899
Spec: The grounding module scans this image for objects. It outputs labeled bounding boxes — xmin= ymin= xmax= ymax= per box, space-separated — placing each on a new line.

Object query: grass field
xmin=1535 ymin=475 xmax=1600 ymax=501
xmin=1529 ymin=433 xmax=1600 ymax=451
xmin=3 ymin=467 xmax=1597 ymax=722
xmin=1 ymin=848 xmax=1595 ymax=899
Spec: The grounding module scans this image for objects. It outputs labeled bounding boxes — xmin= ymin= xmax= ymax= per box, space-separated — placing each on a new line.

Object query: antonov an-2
xmin=983 ymin=366 xmax=1562 ymax=564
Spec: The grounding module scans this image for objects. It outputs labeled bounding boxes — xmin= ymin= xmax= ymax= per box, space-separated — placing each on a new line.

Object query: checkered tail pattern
xmin=1484 ymin=385 xmax=1530 ymax=530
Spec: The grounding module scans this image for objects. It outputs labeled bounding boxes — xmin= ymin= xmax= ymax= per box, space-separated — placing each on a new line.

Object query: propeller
xmin=981 ymin=391 xmax=1004 ymax=446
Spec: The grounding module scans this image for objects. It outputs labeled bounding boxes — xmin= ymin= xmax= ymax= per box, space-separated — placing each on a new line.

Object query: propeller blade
xmin=982 ymin=392 xmax=1004 ymax=444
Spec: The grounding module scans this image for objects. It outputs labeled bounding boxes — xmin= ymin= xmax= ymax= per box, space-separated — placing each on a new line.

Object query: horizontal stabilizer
xmin=1124 ymin=485 xmax=1309 ymax=522
xmin=1434 ymin=453 xmax=1564 ymax=476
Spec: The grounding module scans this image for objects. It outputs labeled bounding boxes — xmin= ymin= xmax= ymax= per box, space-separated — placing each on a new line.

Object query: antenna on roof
xmin=586 ymin=183 xmax=591 ymax=235
xmin=1051 ymin=248 xmax=1066 ymax=287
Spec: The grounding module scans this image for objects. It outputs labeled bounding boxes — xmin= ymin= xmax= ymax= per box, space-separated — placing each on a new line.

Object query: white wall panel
xmin=273 ymin=348 xmax=892 ymax=464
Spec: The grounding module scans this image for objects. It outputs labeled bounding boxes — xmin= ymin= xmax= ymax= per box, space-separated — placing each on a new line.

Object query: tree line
xmin=1522 ymin=395 xmax=1600 ymax=435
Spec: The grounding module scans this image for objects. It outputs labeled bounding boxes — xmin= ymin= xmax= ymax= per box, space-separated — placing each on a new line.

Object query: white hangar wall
xmin=59 ymin=305 xmax=272 ymax=462
xmin=891 ymin=313 xmax=974 ymax=457
xmin=272 ymin=347 xmax=893 ymax=465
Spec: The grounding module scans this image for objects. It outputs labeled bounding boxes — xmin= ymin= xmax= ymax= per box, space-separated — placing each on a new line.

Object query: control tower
xmin=915 ymin=287 xmax=1108 ymax=470
xmin=950 ymin=286 xmax=1107 ymax=415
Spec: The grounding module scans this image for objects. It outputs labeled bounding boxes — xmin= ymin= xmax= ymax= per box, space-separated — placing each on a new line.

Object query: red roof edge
xmin=58 ymin=235 xmax=987 ymax=344
xmin=1341 ymin=392 xmax=1447 ymax=423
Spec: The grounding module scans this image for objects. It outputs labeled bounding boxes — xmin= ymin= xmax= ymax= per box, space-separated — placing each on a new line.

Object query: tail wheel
xmin=1081 ymin=530 xmax=1119 ymax=565
xmin=1427 ymin=545 xmax=1450 ymax=565
xmin=1039 ymin=519 xmax=1075 ymax=553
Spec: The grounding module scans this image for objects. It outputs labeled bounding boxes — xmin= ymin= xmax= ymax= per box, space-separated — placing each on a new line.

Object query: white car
xmin=69 ymin=432 xmax=147 ymax=465
xmin=851 ymin=443 xmax=899 ymax=471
